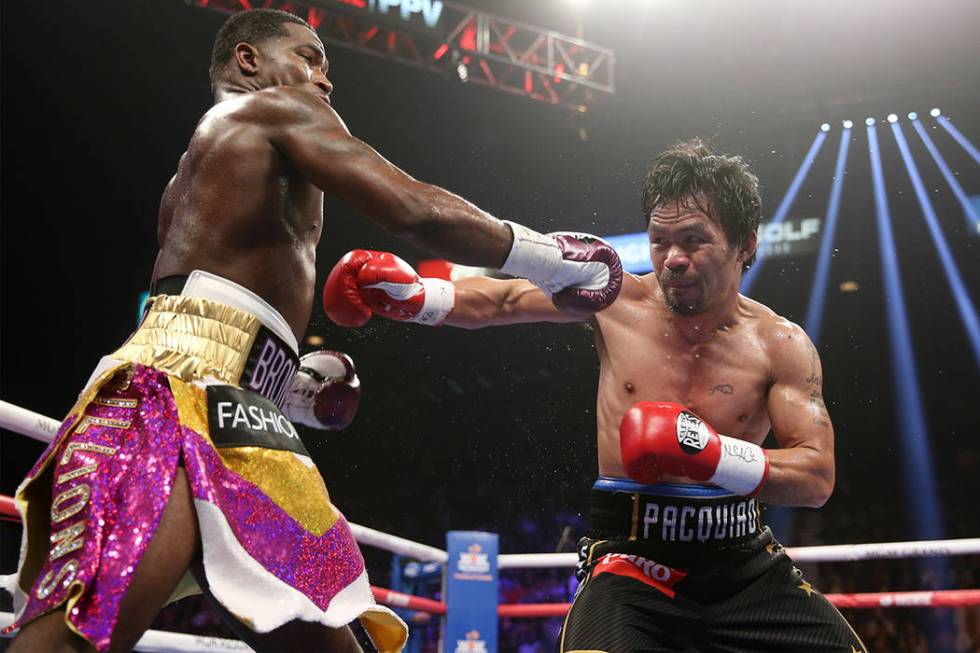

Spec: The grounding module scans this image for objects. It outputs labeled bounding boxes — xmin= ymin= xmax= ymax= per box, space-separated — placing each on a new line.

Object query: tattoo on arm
xmin=801 ymin=340 xmax=831 ymax=426
xmin=804 ymin=341 xmax=822 ymax=386
xmin=809 ymin=390 xmax=831 ymax=427
xmin=708 ymin=384 xmax=734 ymax=395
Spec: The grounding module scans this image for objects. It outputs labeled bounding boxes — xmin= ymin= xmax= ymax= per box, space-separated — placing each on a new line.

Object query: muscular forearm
xmin=756 ymin=446 xmax=834 ymax=508
xmin=383 ymin=181 xmax=513 ymax=268
xmin=445 ymin=278 xmax=558 ymax=329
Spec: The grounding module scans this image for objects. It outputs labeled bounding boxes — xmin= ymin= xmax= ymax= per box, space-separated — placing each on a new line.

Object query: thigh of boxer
xmin=560 ymin=557 xmax=702 ymax=653
xmin=704 ymin=554 xmax=867 ymax=652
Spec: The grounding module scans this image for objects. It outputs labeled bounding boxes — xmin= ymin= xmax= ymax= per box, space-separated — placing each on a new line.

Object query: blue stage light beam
xmin=741 ymin=131 xmax=828 ymax=295
xmin=892 ymin=122 xmax=980 ymax=369
xmin=911 ymin=118 xmax=980 ymax=239
xmin=936 ymin=115 xmax=980 ymax=164
xmin=867 ymin=124 xmax=944 ymax=540
xmin=803 ymin=127 xmax=851 ymax=346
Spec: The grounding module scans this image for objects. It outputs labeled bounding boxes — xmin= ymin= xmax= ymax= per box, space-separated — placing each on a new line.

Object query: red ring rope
xmin=496 ymin=589 xmax=980 ymax=618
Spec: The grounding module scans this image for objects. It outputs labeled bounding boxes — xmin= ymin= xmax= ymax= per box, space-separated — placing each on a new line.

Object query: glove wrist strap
xmin=710 ymin=435 xmax=769 ymax=496
xmin=407 ymin=278 xmax=456 ymax=325
xmin=499 ymin=221 xmax=562 ymax=288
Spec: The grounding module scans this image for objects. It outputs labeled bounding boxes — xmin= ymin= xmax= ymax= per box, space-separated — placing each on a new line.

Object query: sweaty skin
xmin=153 ymin=22 xmax=513 ymax=340
xmin=445 ymin=200 xmax=835 ymax=508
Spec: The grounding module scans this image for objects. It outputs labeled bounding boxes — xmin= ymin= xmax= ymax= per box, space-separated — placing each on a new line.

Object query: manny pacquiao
xmin=324 ymin=140 xmax=867 ymax=652
xmin=4 ymin=8 xmax=621 ymax=653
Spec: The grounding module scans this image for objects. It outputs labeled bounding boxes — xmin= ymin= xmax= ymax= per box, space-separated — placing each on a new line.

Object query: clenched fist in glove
xmin=283 ymin=350 xmax=362 ymax=431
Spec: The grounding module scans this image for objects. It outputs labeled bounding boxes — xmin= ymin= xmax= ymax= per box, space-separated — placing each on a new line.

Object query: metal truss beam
xmin=192 ymin=0 xmax=615 ymax=109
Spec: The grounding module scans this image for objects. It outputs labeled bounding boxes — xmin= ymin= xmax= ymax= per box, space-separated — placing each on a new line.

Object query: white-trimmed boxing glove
xmin=499 ymin=222 xmax=623 ymax=313
xmin=283 ymin=350 xmax=362 ymax=431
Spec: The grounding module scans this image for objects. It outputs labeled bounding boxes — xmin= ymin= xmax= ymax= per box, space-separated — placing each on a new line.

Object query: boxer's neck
xmin=662 ymin=283 xmax=742 ymax=343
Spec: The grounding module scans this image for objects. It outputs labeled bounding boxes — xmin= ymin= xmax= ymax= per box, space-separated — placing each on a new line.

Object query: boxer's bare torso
xmin=152 ymin=91 xmax=324 ymax=341
xmin=593 ymin=273 xmax=818 ymax=479
xmin=151 ymin=22 xmax=516 ymax=344
xmin=449 ymin=210 xmax=833 ymax=507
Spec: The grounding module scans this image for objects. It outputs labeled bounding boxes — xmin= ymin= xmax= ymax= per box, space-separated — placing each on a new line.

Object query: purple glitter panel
xmin=7 ymin=365 xmax=182 ymax=651
xmin=181 ymin=427 xmax=365 ymax=610
xmin=8 ymin=363 xmax=367 ymax=651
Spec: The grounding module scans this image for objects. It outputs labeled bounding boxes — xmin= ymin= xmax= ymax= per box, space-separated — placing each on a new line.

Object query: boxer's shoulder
xmin=602 ymin=272 xmax=651 ymax=307
xmin=745 ymin=299 xmax=815 ymax=374
xmin=197 ymin=88 xmax=341 ymax=137
xmin=591 ymin=272 xmax=647 ymax=330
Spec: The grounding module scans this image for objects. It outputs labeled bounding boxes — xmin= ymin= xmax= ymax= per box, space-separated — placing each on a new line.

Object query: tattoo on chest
xmin=708 ymin=384 xmax=734 ymax=395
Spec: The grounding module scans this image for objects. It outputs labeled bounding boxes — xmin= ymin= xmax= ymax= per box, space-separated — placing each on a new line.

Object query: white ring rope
xmin=348 ymin=523 xmax=448 ymax=564
xmin=0 ymin=611 xmax=251 ymax=652
xmin=0 ymin=400 xmax=61 ymax=443
xmin=498 ymin=536 xmax=980 ymax=569
xmin=3 ymin=399 xmax=978 ymax=568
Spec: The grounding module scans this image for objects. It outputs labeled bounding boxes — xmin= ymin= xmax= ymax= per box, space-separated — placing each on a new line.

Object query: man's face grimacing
xmin=648 ymin=196 xmax=748 ymax=316
xmin=246 ymin=23 xmax=333 ymax=102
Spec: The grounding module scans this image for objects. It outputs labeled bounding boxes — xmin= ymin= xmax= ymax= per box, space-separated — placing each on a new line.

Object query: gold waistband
xmin=112 ymin=295 xmax=263 ymax=386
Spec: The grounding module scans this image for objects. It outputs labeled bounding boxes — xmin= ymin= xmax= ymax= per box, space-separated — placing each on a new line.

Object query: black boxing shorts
xmin=558 ymin=477 xmax=867 ymax=653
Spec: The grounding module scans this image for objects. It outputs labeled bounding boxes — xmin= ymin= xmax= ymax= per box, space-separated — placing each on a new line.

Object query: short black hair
xmin=640 ymin=139 xmax=762 ymax=269
xmin=209 ymin=9 xmax=312 ymax=85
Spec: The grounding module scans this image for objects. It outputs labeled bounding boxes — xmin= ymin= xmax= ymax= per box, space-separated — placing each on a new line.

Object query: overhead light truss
xmin=192 ymin=0 xmax=615 ymax=109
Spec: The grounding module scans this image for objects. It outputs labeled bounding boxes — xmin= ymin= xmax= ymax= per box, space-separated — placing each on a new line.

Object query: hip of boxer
xmin=581 ymin=477 xmax=771 ymax=587
xmin=562 ymin=477 xmax=866 ymax=652
xmin=3 ymin=270 xmax=406 ymax=652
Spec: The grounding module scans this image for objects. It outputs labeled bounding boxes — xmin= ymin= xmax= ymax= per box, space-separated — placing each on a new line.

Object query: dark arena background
xmin=2 ymin=0 xmax=978 ymax=651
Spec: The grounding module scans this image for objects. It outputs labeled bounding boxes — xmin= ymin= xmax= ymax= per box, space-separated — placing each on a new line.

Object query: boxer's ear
xmin=234 ymin=42 xmax=260 ymax=77
xmin=737 ymin=232 xmax=757 ymax=265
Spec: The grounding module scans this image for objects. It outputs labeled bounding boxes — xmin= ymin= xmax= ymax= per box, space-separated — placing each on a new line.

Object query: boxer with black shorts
xmin=4 ymin=9 xmax=621 ymax=653
xmin=328 ymin=140 xmax=867 ymax=652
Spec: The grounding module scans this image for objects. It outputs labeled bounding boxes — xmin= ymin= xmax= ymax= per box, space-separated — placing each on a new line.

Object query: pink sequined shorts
xmin=3 ymin=272 xmax=406 ymax=651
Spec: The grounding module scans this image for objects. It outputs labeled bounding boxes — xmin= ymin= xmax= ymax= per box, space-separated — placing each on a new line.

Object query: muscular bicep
xmin=446 ymin=277 xmax=583 ymax=328
xmin=767 ymin=330 xmax=834 ymax=450
xmin=270 ymin=98 xmax=428 ymax=227
xmin=759 ymin=325 xmax=836 ymax=506
xmin=259 ymin=88 xmax=511 ymax=266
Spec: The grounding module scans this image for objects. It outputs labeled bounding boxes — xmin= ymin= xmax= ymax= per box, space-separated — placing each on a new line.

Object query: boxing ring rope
xmin=3 ymin=398 xmax=980 ymax=649
xmin=499 ymin=535 xmax=980 ymax=567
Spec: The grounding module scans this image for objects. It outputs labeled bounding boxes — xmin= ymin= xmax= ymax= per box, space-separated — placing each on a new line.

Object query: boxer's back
xmin=153 ymin=92 xmax=323 ymax=339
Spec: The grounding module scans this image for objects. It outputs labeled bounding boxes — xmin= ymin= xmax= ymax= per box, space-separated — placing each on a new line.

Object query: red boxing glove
xmin=283 ymin=350 xmax=361 ymax=431
xmin=323 ymin=250 xmax=455 ymax=327
xmin=620 ymin=402 xmax=769 ymax=496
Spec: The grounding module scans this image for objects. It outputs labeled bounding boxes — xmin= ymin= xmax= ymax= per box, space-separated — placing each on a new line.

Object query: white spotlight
xmin=887 ymin=113 xmax=898 ymax=123
xmin=820 ymin=123 xmax=831 ymax=132
xmin=842 ymin=119 xmax=854 ymax=129
xmin=865 ymin=117 xmax=876 ymax=126
xmin=930 ymin=107 xmax=941 ymax=117
xmin=907 ymin=112 xmax=918 ymax=121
